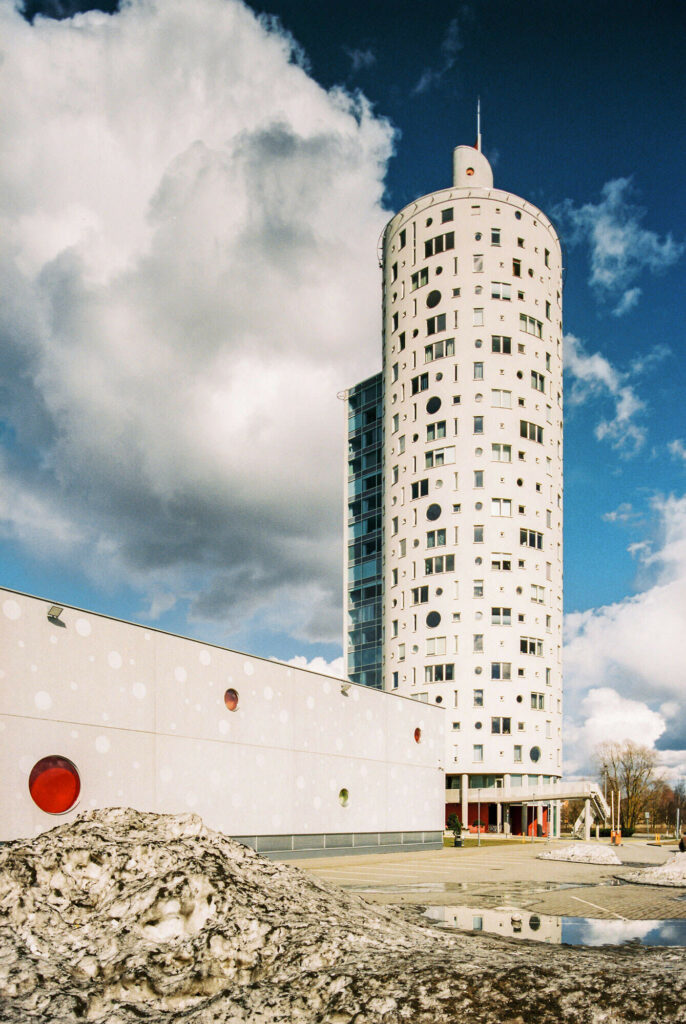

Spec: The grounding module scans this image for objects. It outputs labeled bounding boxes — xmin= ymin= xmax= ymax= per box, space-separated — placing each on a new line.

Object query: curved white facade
xmin=382 ymin=146 xmax=563 ymax=813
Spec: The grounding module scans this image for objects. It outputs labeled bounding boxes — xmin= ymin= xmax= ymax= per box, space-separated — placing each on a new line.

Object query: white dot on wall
xmin=129 ymin=659 xmax=135 ymax=667
xmin=313 ymin=796 xmax=322 ymax=810
xmin=70 ymin=730 xmax=79 ymax=739
xmin=107 ymin=770 xmax=113 ymax=778
xmin=90 ymin=799 xmax=98 ymax=807
xmin=88 ymin=655 xmax=95 ymax=662
xmin=75 ymin=618 xmax=92 ymax=637
xmin=199 ymin=650 xmax=211 ymax=666
xmin=34 ymin=691 xmax=52 ymax=711
xmin=263 ymin=686 xmax=273 ymax=701
xmin=296 ymin=775 xmax=305 ymax=790
xmin=95 ymin=736 xmax=110 ymax=754
xmin=133 ymin=761 xmax=140 ymax=770
xmin=108 ymin=651 xmax=122 ymax=670
xmin=3 ymin=599 xmax=21 ymax=620
xmin=102 ymin=713 xmax=109 ymax=722
xmin=174 ymin=666 xmax=187 ymax=683
xmin=49 ymin=635 xmax=57 ymax=645
xmin=30 ymin=665 xmax=37 ymax=673
xmin=218 ymin=720 xmax=229 ymax=735
xmin=279 ymin=710 xmax=289 ymax=724
xmin=132 ymin=682 xmax=146 ymax=700
xmin=243 ymin=662 xmax=254 ymax=676
xmin=160 ymin=767 xmax=173 ymax=783
xmin=18 ymin=640 xmax=25 ymax=648
xmin=306 ymin=696 xmax=315 ymax=710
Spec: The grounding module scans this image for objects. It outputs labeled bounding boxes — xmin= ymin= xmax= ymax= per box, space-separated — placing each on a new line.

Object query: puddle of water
xmin=424 ymin=905 xmax=686 ymax=947
xmin=347 ymin=882 xmax=469 ymax=894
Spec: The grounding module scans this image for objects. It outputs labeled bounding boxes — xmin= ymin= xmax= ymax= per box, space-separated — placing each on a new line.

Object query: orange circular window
xmin=29 ymin=755 xmax=80 ymax=814
xmin=414 ymin=727 xmax=422 ymax=743
xmin=224 ymin=688 xmax=239 ymax=711
xmin=466 ymin=167 xmax=475 ymax=176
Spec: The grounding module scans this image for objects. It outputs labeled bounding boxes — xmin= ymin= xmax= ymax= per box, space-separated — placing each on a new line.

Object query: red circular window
xmin=466 ymin=167 xmax=475 ymax=176
xmin=29 ymin=755 xmax=80 ymax=814
xmin=414 ymin=727 xmax=422 ymax=743
xmin=224 ymin=688 xmax=239 ymax=711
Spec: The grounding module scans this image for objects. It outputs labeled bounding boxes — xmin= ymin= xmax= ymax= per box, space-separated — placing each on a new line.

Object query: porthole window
xmin=530 ymin=746 xmax=541 ymax=762
xmin=436 ymin=266 xmax=443 ymax=275
xmin=338 ymin=788 xmax=349 ymax=806
xmin=475 ymin=502 xmax=483 ymax=511
xmin=224 ymin=688 xmax=239 ymax=711
xmin=515 ymin=211 xmax=522 ymax=220
xmin=426 ymin=504 xmax=442 ymax=521
xmin=436 ymin=587 xmax=443 ymax=596
xmin=426 ymin=217 xmax=433 ymax=226
xmin=516 ymin=586 xmax=522 ymax=595
xmin=412 ymin=644 xmax=419 ymax=653
xmin=426 ymin=396 xmax=442 ymax=415
xmin=413 ymin=329 xmax=419 ymax=337
xmin=528 ymin=268 xmax=534 ymax=277
xmin=517 ymin=478 xmax=523 ymax=486
xmin=475 ymin=611 xmax=483 ymax=621
xmin=413 ymin=539 xmax=420 ymax=547
xmin=475 ymin=666 xmax=482 ymax=675
xmin=435 ymin=479 xmax=443 ymax=488
xmin=475 ymin=721 xmax=482 ymax=729
xmin=475 ymin=339 xmax=483 ymax=348
xmin=467 ymin=168 xmax=475 ymax=176
xmin=475 ymin=557 xmax=482 ymax=565
xmin=426 ymin=289 xmax=441 ymax=308
xmin=475 ymin=448 xmax=483 ymax=456
xmin=517 ymin=370 xmax=523 ymax=379
xmin=426 ymin=611 xmax=441 ymax=628
xmin=436 ymin=372 xmax=443 ymax=381
xmin=29 ymin=755 xmax=81 ymax=814
xmin=529 ymin=916 xmax=541 ymax=932
xmin=414 ymin=727 xmax=422 ymax=743
xmin=516 ymin=695 xmax=523 ymax=703
xmin=474 ymin=232 xmax=482 ymax=240
xmin=475 ymin=393 xmax=483 ymax=402
xmin=475 ymin=285 xmax=483 ymax=295
xmin=435 ymin=695 xmax=443 ymax=704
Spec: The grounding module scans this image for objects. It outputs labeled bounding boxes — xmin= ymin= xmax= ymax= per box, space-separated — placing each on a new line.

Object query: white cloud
xmin=669 ymin=439 xmax=686 ymax=464
xmin=344 ymin=47 xmax=376 ymax=72
xmin=412 ymin=17 xmax=462 ymax=95
xmin=555 ymin=178 xmax=683 ymax=315
xmin=0 ymin=0 xmax=394 ymax=644
xmin=564 ymin=333 xmax=646 ymax=454
xmin=285 ymin=654 xmax=345 ymax=679
xmin=602 ymin=503 xmax=637 ymax=524
xmin=564 ymin=495 xmax=686 ymax=777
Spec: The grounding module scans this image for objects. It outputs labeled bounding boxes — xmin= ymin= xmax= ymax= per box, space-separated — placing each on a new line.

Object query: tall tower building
xmin=346 ymin=134 xmax=564 ymax=834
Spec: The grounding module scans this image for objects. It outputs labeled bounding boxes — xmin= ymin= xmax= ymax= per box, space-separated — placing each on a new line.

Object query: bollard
xmin=655 ymin=834 xmax=660 ymax=844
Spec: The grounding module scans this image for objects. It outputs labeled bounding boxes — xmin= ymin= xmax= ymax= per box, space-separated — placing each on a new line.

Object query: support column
xmin=461 ymin=773 xmax=469 ymax=831
xmin=497 ymin=801 xmax=502 ymax=833
xmin=584 ymin=798 xmax=591 ymax=841
xmin=536 ymin=802 xmax=543 ymax=836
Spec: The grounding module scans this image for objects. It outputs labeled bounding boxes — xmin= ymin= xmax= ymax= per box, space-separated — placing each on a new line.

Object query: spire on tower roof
xmin=476 ymin=96 xmax=482 ymax=152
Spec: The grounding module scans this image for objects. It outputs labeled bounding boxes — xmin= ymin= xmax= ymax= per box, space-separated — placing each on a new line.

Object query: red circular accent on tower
xmin=224 ymin=688 xmax=239 ymax=711
xmin=414 ymin=727 xmax=422 ymax=744
xmin=466 ymin=167 xmax=475 ymax=176
xmin=29 ymin=756 xmax=80 ymax=814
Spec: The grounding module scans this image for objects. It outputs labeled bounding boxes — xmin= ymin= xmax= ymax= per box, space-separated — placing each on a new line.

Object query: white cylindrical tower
xmin=382 ymin=143 xmax=563 ymax=831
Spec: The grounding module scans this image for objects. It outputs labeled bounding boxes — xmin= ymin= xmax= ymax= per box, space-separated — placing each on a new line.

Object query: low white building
xmin=0 ymin=588 xmax=445 ymax=856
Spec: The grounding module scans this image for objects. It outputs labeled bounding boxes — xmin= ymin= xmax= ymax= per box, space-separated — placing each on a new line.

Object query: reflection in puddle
xmin=425 ymin=906 xmax=686 ymax=946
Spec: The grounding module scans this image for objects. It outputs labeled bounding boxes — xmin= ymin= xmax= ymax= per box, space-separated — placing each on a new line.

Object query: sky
xmin=1 ymin=0 xmax=685 ymax=781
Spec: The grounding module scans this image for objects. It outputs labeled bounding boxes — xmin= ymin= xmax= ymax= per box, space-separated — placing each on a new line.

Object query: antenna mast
xmin=476 ymin=96 xmax=482 ymax=152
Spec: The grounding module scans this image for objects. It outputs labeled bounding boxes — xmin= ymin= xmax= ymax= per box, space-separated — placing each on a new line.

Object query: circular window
xmin=475 ymin=721 xmax=482 ymax=730
xmin=339 ymin=788 xmax=349 ymax=806
xmin=412 ymin=644 xmax=419 ymax=653
xmin=414 ymin=727 xmax=422 ymax=743
xmin=475 ymin=502 xmax=483 ymax=511
xmin=475 ymin=339 xmax=483 ymax=348
xmin=436 ymin=587 xmax=443 ymax=596
xmin=475 ymin=232 xmax=482 ymax=240
xmin=426 ymin=217 xmax=433 ymax=226
xmin=475 ymin=665 xmax=482 ymax=675
xmin=426 ymin=611 xmax=441 ymax=628
xmin=435 ymin=695 xmax=443 ymax=704
xmin=475 ymin=611 xmax=483 ymax=621
xmin=528 ymin=268 xmax=534 ymax=277
xmin=413 ymin=329 xmax=419 ymax=337
xmin=516 ymin=695 xmax=523 ymax=703
xmin=515 ymin=211 xmax=522 ymax=220
xmin=516 ymin=586 xmax=522 ymax=595
xmin=436 ymin=372 xmax=443 ymax=381
xmin=426 ymin=396 xmax=442 ymax=415
xmin=517 ymin=478 xmax=523 ymax=486
xmin=29 ymin=755 xmax=80 ymax=814
xmin=224 ymin=688 xmax=239 ymax=711
xmin=475 ymin=393 xmax=483 ymax=402
xmin=475 ymin=447 xmax=483 ymax=456
xmin=413 ymin=539 xmax=420 ymax=547
xmin=475 ymin=285 xmax=483 ymax=295
xmin=435 ymin=479 xmax=443 ymax=488
xmin=426 ymin=504 xmax=442 ymax=521
xmin=467 ymin=167 xmax=475 ymax=176
xmin=436 ymin=266 xmax=443 ymax=275
xmin=392 ymin=599 xmax=397 ymax=607
xmin=426 ymin=289 xmax=441 ymax=308
xmin=529 ymin=915 xmax=541 ymax=932
xmin=530 ymin=746 xmax=541 ymax=763
xmin=517 ymin=370 xmax=523 ymax=379
xmin=475 ymin=556 xmax=482 ymax=565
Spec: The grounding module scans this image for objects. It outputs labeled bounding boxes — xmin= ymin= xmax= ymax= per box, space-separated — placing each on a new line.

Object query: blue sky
xmin=1 ymin=0 xmax=685 ymax=777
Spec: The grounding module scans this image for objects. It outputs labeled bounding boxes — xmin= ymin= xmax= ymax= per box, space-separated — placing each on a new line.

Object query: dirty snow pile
xmin=1 ymin=808 xmax=685 ymax=1024
xmin=538 ymin=842 xmax=622 ymax=865
xmin=623 ymin=852 xmax=686 ymax=887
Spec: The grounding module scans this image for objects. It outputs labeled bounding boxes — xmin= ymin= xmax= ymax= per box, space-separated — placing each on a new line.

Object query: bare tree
xmin=594 ymin=741 xmax=661 ymax=830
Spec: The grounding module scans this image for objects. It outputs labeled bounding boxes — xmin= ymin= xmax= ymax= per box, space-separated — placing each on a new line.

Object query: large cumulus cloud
xmin=0 ymin=0 xmax=394 ymax=642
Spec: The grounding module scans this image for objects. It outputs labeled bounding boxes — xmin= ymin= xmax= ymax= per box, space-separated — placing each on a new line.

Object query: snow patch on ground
xmin=623 ymin=852 xmax=686 ymax=887
xmin=538 ymin=842 xmax=622 ymax=865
